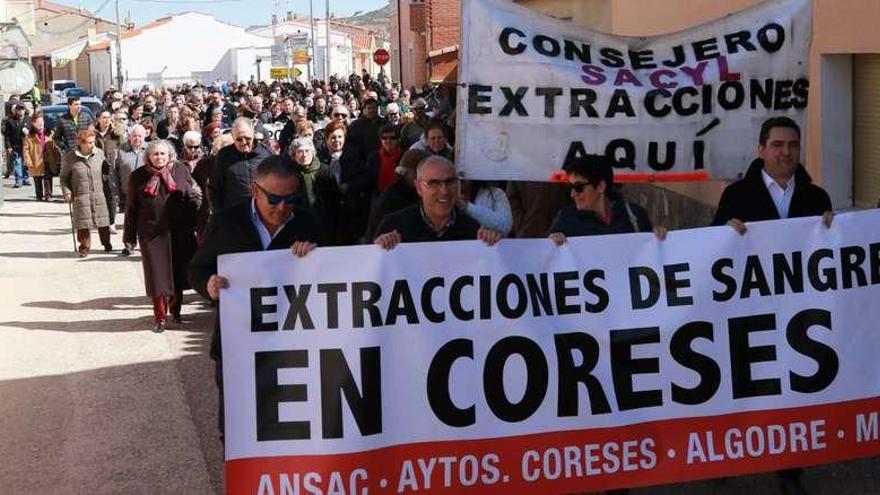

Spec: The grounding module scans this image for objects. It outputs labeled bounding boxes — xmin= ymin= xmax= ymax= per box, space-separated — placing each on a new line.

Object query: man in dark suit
xmin=713 ymin=116 xmax=833 ymax=233
xmin=188 ymin=155 xmax=319 ymax=435
xmin=712 ymin=116 xmax=831 ymax=495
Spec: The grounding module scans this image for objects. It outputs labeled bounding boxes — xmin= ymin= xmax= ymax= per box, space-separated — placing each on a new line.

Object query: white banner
xmin=220 ymin=210 xmax=880 ymax=494
xmin=455 ymin=0 xmax=812 ymax=182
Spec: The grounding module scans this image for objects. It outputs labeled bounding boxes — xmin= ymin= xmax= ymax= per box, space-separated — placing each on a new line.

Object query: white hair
xmin=231 ymin=117 xmax=254 ymax=134
xmin=182 ymin=130 xmax=202 ymax=145
xmin=386 ymin=102 xmax=400 ymax=114
xmin=290 ymin=137 xmax=315 ymax=155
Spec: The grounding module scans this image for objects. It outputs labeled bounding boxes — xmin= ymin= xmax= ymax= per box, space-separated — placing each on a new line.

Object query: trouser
xmin=42 ymin=173 xmax=54 ymax=199
xmin=33 ymin=175 xmax=46 ymax=200
xmin=11 ymin=151 xmax=28 ymax=184
xmin=151 ymin=291 xmax=184 ymax=323
xmin=76 ymin=226 xmax=111 ymax=253
xmin=102 ymin=178 xmax=116 ymax=225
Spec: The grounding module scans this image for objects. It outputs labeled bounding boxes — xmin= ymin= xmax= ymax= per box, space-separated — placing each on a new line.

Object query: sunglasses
xmin=255 ymin=182 xmax=297 ymax=205
xmin=569 ymin=182 xmax=595 ymax=193
xmin=235 ymin=136 xmax=254 ymax=143
xmin=185 ymin=144 xmax=201 ymax=150
xmin=333 ymin=113 xmax=349 ymax=118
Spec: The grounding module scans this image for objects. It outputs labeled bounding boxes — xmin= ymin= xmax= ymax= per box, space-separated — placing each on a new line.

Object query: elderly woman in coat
xmin=23 ymin=111 xmax=62 ymax=201
xmin=123 ymin=139 xmax=202 ymax=332
xmin=60 ymin=129 xmax=112 ymax=256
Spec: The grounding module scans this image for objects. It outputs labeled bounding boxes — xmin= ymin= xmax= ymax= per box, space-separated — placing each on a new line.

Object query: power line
xmin=35 ymin=0 xmax=116 ymax=35
xmin=132 ymin=0 xmax=241 ymax=3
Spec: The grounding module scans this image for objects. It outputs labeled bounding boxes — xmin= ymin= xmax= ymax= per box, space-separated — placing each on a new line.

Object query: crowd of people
xmin=3 ymin=67 xmax=853 ymax=494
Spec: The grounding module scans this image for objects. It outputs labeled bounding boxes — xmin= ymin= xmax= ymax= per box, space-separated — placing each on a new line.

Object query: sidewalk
xmin=0 ymin=181 xmax=223 ymax=494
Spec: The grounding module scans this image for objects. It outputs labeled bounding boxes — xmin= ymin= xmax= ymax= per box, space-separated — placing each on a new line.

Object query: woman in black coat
xmin=549 ymin=154 xmax=667 ymax=245
xmin=123 ymin=139 xmax=202 ymax=332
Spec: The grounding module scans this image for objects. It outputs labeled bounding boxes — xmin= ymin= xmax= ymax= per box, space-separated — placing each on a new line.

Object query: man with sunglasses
xmin=210 ymin=117 xmax=273 ymax=213
xmin=189 ymin=155 xmax=320 ymax=438
xmin=374 ymin=155 xmax=501 ymax=249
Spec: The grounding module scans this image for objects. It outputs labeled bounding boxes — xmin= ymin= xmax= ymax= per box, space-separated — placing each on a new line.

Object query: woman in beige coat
xmin=60 ymin=129 xmax=112 ymax=256
xmin=22 ymin=111 xmax=61 ymax=201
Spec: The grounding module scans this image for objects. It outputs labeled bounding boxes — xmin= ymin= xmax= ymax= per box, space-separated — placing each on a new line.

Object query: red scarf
xmin=144 ymin=164 xmax=177 ymax=197
xmin=377 ymin=146 xmax=402 ymax=192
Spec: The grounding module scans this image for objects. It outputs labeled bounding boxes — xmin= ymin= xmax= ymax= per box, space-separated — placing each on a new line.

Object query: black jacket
xmin=2 ymin=115 xmax=26 ymax=151
xmin=376 ymin=204 xmax=481 ymax=243
xmin=315 ymin=145 xmax=373 ymax=245
xmin=712 ymin=159 xmax=832 ymax=226
xmin=209 ymin=143 xmax=274 ymax=212
xmin=549 ymin=200 xmax=653 ymax=237
xmin=188 ymin=201 xmax=320 ymax=362
xmin=366 ymin=178 xmax=419 ymax=241
xmin=54 ymin=111 xmax=96 ymax=153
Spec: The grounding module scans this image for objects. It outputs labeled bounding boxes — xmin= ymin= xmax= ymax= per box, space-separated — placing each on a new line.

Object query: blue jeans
xmin=11 ymin=151 xmax=28 ymax=185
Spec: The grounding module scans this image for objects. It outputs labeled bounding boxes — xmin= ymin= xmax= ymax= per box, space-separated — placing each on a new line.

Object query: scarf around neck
xmin=144 ymin=163 xmax=177 ymax=197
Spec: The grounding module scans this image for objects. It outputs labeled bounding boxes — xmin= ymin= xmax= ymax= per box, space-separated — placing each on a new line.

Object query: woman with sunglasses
xmin=123 ymin=139 xmax=202 ymax=332
xmin=549 ymin=154 xmax=666 ymax=246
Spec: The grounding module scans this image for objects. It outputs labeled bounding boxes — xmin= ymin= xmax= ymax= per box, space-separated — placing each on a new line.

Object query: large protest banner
xmin=455 ymin=0 xmax=812 ymax=182
xmin=220 ymin=211 xmax=880 ymax=494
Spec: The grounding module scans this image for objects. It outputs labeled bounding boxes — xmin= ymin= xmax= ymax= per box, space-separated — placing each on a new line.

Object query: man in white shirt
xmin=712 ymin=116 xmax=832 ymax=233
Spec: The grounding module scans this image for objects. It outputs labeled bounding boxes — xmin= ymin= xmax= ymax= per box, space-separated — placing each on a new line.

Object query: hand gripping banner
xmin=455 ymin=0 xmax=812 ymax=182
xmin=220 ymin=210 xmax=880 ymax=494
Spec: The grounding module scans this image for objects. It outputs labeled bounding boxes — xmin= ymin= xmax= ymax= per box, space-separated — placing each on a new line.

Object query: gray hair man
xmin=374 ymin=156 xmax=501 ymax=249
xmin=210 ymin=117 xmax=272 ymax=212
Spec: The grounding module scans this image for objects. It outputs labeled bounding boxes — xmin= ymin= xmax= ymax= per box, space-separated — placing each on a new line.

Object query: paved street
xmin=0 ymin=181 xmax=224 ymax=494
xmin=1 ymin=180 xmax=879 ymax=495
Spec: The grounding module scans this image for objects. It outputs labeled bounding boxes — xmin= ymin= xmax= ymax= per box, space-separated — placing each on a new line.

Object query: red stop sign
xmin=373 ymin=49 xmax=390 ymax=66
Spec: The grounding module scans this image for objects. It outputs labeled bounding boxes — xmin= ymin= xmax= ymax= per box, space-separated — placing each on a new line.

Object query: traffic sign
xmin=373 ymin=48 xmax=390 ymax=66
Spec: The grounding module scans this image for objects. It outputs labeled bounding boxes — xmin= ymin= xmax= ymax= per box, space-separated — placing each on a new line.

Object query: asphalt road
xmin=1 ymin=179 xmax=878 ymax=495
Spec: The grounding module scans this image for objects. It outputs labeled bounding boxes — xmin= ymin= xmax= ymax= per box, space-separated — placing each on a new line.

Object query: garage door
xmin=853 ymin=54 xmax=880 ymax=209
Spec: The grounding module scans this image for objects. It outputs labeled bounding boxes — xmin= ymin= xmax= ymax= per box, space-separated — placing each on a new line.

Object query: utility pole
xmin=325 ymin=0 xmax=330 ymax=81
xmin=308 ymin=0 xmax=315 ymax=81
xmin=114 ymin=0 xmax=123 ymax=89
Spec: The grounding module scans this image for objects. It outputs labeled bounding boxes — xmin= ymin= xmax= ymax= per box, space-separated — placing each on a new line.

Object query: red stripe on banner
xmin=547 ymin=171 xmax=710 ymax=183
xmin=226 ymin=396 xmax=880 ymax=494
xmin=614 ymin=171 xmax=710 ymax=183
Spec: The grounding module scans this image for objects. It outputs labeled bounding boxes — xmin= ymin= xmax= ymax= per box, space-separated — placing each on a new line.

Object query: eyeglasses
xmin=235 ymin=136 xmax=254 ymax=143
xmin=185 ymin=144 xmax=201 ymax=150
xmin=420 ymin=177 xmax=460 ymax=190
xmin=255 ymin=182 xmax=297 ymax=205
xmin=569 ymin=182 xmax=595 ymax=193
xmin=333 ymin=113 xmax=349 ymax=118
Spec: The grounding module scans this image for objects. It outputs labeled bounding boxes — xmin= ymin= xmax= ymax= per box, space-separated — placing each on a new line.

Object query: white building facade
xmin=87 ymin=12 xmax=273 ymax=94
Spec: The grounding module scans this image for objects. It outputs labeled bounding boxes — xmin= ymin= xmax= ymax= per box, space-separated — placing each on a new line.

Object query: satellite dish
xmin=0 ymin=60 xmax=35 ymax=95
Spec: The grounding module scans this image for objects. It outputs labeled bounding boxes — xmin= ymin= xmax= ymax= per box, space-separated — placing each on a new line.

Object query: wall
xmin=426 ymin=0 xmax=460 ymax=82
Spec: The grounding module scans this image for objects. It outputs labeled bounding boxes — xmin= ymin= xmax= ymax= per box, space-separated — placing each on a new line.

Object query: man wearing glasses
xmin=374 ymin=155 xmax=501 ymax=248
xmin=189 ymin=155 xmax=319 ymax=437
xmin=210 ymin=117 xmax=273 ymax=213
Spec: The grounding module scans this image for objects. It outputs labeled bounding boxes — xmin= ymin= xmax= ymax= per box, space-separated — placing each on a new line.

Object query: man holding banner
xmin=188 ymin=155 xmax=319 ymax=435
xmin=712 ymin=116 xmax=832 ymax=495
xmin=374 ymin=156 xmax=502 ymax=248
xmin=713 ymin=117 xmax=833 ymax=234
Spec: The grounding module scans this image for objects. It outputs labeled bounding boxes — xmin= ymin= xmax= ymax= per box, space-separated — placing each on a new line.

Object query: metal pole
xmin=308 ymin=0 xmax=315 ymax=81
xmin=396 ymin=0 xmax=403 ymax=85
xmin=325 ymin=0 xmax=330 ymax=81
xmin=114 ymin=0 xmax=124 ymax=89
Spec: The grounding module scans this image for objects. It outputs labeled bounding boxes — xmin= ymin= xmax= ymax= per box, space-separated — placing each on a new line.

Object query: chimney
xmin=272 ymin=14 xmax=277 ymax=25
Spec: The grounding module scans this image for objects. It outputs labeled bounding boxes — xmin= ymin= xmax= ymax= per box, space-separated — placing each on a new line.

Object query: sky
xmin=53 ymin=0 xmax=389 ymax=29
